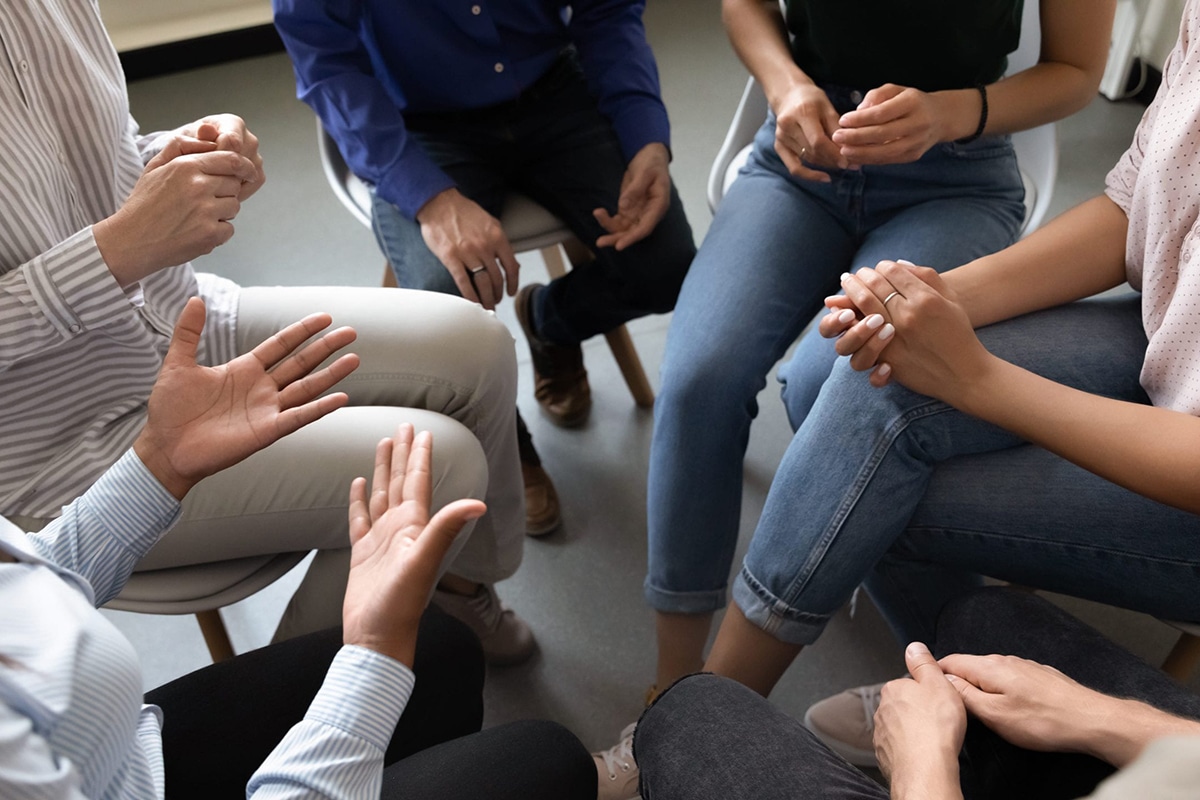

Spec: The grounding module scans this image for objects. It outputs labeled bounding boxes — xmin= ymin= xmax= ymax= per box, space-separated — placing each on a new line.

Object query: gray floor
xmin=106 ymin=2 xmax=1196 ymax=756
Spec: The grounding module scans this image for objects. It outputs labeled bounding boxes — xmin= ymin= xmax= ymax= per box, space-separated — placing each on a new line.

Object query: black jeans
xmin=636 ymin=588 xmax=1200 ymax=800
xmin=147 ymin=606 xmax=595 ymax=799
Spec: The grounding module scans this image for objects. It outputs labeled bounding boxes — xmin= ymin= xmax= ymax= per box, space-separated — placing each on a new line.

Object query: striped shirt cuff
xmin=82 ymin=449 xmax=182 ymax=557
xmin=25 ymin=227 xmax=135 ymax=337
xmin=306 ymin=646 xmax=415 ymax=752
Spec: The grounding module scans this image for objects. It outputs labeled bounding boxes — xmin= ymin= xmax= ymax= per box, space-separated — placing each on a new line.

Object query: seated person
xmin=1 ymin=0 xmax=531 ymax=663
xmin=631 ymin=0 xmax=1113 ymax=784
xmin=272 ymin=0 xmax=698 ymax=534
xmin=692 ymin=0 xmax=1200 ymax=771
xmin=638 ymin=588 xmax=1200 ymax=800
xmin=0 ymin=304 xmax=596 ymax=798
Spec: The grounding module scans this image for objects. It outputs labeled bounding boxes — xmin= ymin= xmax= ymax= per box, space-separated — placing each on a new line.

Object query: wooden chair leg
xmin=1162 ymin=631 xmax=1200 ymax=681
xmin=381 ymin=263 xmax=397 ymax=288
xmin=543 ymin=243 xmax=655 ymax=408
xmin=196 ymin=609 xmax=236 ymax=662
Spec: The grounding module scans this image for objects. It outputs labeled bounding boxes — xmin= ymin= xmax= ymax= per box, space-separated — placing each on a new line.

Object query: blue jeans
xmin=645 ymin=98 xmax=1024 ymax=614
xmin=637 ymin=589 xmax=1200 ymax=800
xmin=371 ymin=54 xmax=695 ymax=345
xmin=734 ymin=294 xmax=1200 ymax=646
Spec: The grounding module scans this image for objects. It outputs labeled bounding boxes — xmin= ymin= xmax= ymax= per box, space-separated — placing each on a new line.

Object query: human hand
xmin=833 ymin=84 xmax=950 ymax=166
xmin=875 ymin=643 xmax=966 ymax=799
xmin=828 ymin=261 xmax=989 ymax=397
xmin=177 ymin=114 xmax=266 ymax=200
xmin=770 ymin=81 xmax=846 ymax=181
xmin=94 ymin=139 xmax=262 ymax=286
xmin=939 ymin=653 xmax=1129 ymax=761
xmin=594 ymin=142 xmax=671 ymax=250
xmin=133 ymin=297 xmax=359 ymax=500
xmin=342 ymin=425 xmax=486 ymax=667
xmin=417 ymin=188 xmax=520 ymax=310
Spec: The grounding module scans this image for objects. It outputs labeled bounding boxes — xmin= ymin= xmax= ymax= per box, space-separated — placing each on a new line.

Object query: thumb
xmin=165 ymin=297 xmax=206 ymax=369
xmin=943 ymin=672 xmax=987 ymax=714
xmin=409 ymin=499 xmax=486 ymax=570
xmin=619 ymin=168 xmax=653 ymax=212
xmin=904 ymin=641 xmax=945 ymax=684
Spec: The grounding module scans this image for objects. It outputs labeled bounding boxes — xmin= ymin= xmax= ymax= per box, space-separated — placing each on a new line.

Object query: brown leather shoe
xmin=515 ymin=284 xmax=592 ymax=427
xmin=522 ymin=461 xmax=562 ymax=536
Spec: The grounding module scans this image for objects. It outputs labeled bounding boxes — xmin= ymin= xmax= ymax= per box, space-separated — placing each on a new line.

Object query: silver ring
xmin=799 ymin=146 xmax=808 ymax=161
xmin=469 ymin=265 xmax=487 ymax=275
xmin=883 ymin=291 xmax=902 ymax=305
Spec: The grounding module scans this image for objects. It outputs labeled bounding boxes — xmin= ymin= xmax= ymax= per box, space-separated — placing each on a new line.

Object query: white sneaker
xmin=803 ymin=683 xmax=884 ymax=767
xmin=593 ymin=722 xmax=640 ymax=800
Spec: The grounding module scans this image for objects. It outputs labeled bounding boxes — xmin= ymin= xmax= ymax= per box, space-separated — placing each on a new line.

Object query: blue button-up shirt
xmin=273 ymin=0 xmax=670 ymax=219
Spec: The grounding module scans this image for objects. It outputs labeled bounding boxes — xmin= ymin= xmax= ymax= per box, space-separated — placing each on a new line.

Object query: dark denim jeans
xmin=637 ymin=588 xmax=1200 ymax=800
xmin=371 ymin=54 xmax=696 ymax=345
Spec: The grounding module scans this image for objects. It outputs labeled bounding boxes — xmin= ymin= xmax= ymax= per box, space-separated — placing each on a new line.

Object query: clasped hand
xmin=817 ymin=259 xmax=989 ymax=401
xmin=95 ymin=114 xmax=266 ymax=286
xmin=774 ymin=82 xmax=950 ymax=180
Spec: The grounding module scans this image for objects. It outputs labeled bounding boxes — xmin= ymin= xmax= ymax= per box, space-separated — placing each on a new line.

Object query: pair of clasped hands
xmin=819 ymin=259 xmax=991 ymax=407
xmin=773 ymin=81 xmax=959 ymax=183
xmin=94 ymin=114 xmax=267 ymax=289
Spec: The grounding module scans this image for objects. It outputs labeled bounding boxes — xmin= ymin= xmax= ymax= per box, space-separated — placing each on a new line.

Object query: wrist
xmin=1082 ymin=697 xmax=1200 ymax=767
xmin=889 ymin=756 xmax=963 ymax=800
xmin=132 ymin=429 xmax=195 ymax=501
xmin=932 ymin=88 xmax=986 ymax=143
xmin=415 ymin=187 xmax=460 ymax=225
xmin=343 ymin=631 xmax=418 ymax=669
xmin=93 ymin=216 xmax=146 ymax=288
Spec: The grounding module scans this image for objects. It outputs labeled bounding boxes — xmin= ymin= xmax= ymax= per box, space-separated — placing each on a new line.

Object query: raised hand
xmin=874 ymin=643 xmax=966 ymax=799
xmin=594 ymin=142 xmax=672 ymax=250
xmin=417 ymin=188 xmax=520 ymax=310
xmin=133 ymin=297 xmax=359 ymax=499
xmin=342 ymin=425 xmax=486 ymax=667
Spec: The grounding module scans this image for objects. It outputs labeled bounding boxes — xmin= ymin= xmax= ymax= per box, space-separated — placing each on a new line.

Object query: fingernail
xmin=897 ymin=259 xmax=915 ymax=266
xmin=865 ymin=314 xmax=884 ymax=330
xmin=878 ymin=323 xmax=895 ymax=340
xmin=877 ymin=363 xmax=891 ymax=379
xmin=837 ymin=309 xmax=856 ymax=324
xmin=945 ymin=674 xmax=959 ymax=683
xmin=906 ymin=642 xmax=930 ymax=657
xmin=840 ymin=272 xmax=852 ymax=282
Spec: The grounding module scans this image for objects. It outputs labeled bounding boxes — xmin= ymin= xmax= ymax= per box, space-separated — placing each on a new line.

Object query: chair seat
xmin=499 ymin=194 xmax=573 ymax=251
xmin=106 ymin=552 xmax=308 ymax=615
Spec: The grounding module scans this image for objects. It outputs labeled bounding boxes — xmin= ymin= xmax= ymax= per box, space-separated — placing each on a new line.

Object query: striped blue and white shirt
xmin=0 ymin=0 xmax=240 ymax=521
xmin=0 ymin=451 xmax=415 ymax=798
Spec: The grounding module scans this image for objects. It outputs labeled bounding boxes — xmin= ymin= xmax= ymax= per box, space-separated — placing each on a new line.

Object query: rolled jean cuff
xmin=643 ymin=579 xmax=728 ymax=615
xmin=732 ymin=566 xmax=832 ymax=646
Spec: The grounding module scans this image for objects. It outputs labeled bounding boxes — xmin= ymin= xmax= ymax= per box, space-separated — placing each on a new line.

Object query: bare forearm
xmin=1081 ymin=697 xmax=1200 ymax=768
xmin=721 ymin=0 xmax=810 ymax=107
xmin=946 ymin=195 xmax=1129 ymax=328
xmin=957 ymin=358 xmax=1200 ymax=515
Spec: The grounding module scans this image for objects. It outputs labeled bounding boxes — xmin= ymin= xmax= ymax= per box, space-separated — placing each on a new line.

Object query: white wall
xmin=97 ymin=0 xmax=272 ymax=52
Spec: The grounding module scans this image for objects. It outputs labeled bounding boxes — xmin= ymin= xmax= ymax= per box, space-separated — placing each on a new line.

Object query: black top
xmin=785 ymin=0 xmax=1024 ymax=92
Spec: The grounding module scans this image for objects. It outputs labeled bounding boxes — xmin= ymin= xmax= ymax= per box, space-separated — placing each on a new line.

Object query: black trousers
xmin=146 ymin=606 xmax=595 ymax=799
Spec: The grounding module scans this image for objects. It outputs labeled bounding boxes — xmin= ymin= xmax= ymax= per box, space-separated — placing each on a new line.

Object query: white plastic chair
xmin=106 ymin=552 xmax=308 ymax=662
xmin=708 ymin=0 xmax=1056 ymax=238
xmin=317 ymin=119 xmax=655 ymax=408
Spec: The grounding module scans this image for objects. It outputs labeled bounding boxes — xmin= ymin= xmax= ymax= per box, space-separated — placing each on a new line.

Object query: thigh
xmin=137 ymin=406 xmax=487 ymax=569
xmin=637 ymin=674 xmax=888 ymax=800
xmin=149 ymin=607 xmax=485 ymax=800
xmin=380 ymin=720 xmax=595 ymax=800
xmin=897 ymin=443 xmax=1200 ymax=624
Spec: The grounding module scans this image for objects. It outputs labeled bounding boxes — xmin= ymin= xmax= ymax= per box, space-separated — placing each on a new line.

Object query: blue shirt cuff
xmin=83 ymin=450 xmax=183 ymax=558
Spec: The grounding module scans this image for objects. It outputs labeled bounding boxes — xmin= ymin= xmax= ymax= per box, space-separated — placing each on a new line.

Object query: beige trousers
xmin=139 ymin=286 xmax=523 ymax=638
